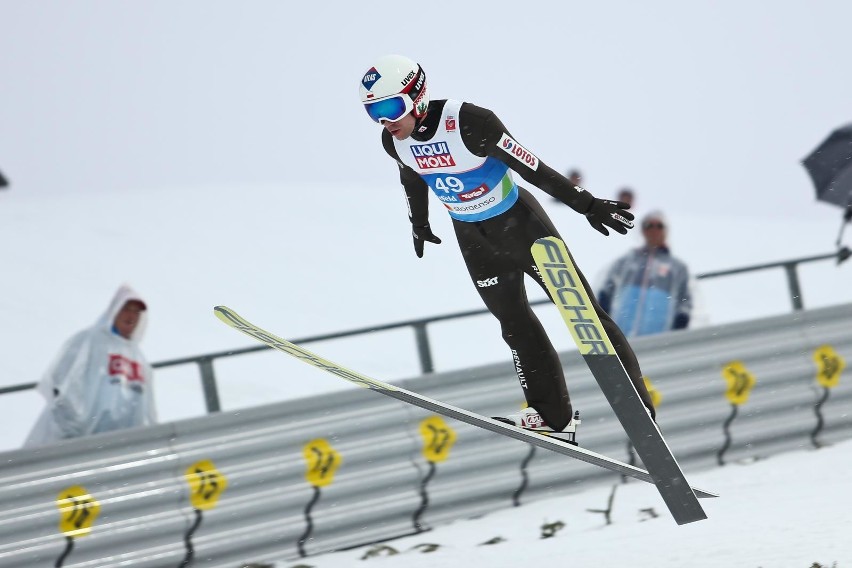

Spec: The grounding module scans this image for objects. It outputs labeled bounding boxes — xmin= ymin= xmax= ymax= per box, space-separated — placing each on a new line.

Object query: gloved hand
xmin=584 ymin=199 xmax=634 ymax=236
xmin=412 ymin=223 xmax=442 ymax=258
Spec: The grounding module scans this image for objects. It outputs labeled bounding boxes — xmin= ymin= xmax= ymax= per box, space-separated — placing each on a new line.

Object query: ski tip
xmin=533 ymin=235 xmax=562 ymax=246
xmin=213 ymin=305 xmax=237 ymax=325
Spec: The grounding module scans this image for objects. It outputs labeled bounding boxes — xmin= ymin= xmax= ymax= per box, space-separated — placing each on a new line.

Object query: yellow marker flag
xmin=56 ymin=486 xmax=101 ymax=537
xmin=185 ymin=460 xmax=228 ymax=510
xmin=303 ymin=439 xmax=342 ymax=487
xmin=814 ymin=345 xmax=845 ymax=388
xmin=721 ymin=361 xmax=756 ymax=405
xmin=643 ymin=376 xmax=662 ymax=408
xmin=419 ymin=416 xmax=457 ymax=463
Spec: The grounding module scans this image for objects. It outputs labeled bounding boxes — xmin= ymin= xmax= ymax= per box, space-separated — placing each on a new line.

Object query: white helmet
xmin=359 ymin=54 xmax=429 ymax=123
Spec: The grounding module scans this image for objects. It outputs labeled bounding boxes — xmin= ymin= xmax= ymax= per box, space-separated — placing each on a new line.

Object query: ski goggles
xmin=363 ymin=95 xmax=413 ymax=123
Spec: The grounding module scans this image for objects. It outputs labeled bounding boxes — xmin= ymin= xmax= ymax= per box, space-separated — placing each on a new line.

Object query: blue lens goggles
xmin=364 ymin=95 xmax=413 ymax=123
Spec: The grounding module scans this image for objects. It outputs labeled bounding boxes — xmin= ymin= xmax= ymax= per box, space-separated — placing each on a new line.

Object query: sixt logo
xmin=476 ymin=276 xmax=499 ymax=288
xmin=537 ymin=239 xmax=611 ymax=355
xmin=411 ymin=142 xmax=455 ymax=169
xmin=361 ymin=67 xmax=381 ymax=91
xmin=498 ymin=133 xmax=539 ymax=171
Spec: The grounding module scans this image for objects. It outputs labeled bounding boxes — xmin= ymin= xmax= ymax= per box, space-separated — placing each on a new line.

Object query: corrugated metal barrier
xmin=1 ymin=302 xmax=850 ymax=567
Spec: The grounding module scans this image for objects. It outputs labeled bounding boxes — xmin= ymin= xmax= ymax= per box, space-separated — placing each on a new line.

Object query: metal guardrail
xmin=0 ymin=303 xmax=850 ymax=567
xmin=1 ymin=248 xmax=849 ymax=410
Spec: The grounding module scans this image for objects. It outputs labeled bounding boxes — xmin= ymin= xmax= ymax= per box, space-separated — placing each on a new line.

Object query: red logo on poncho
xmin=108 ymin=354 xmax=144 ymax=383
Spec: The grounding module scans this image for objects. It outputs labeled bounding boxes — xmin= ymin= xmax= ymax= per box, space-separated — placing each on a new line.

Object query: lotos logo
xmin=459 ymin=184 xmax=491 ymax=201
xmin=361 ymin=67 xmax=381 ymax=91
xmin=445 ymin=116 xmax=456 ymax=132
xmin=411 ymin=142 xmax=456 ymax=169
xmin=498 ymin=133 xmax=539 ymax=171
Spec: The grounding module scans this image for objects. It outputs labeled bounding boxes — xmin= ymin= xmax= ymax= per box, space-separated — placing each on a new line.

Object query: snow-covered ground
xmin=285 ymin=439 xmax=852 ymax=568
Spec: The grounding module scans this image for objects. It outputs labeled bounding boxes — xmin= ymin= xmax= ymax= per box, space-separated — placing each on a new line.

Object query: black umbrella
xmin=803 ymin=124 xmax=852 ymax=246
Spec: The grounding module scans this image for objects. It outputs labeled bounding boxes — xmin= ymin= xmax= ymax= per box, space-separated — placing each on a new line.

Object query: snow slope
xmin=288 ymin=440 xmax=852 ymax=568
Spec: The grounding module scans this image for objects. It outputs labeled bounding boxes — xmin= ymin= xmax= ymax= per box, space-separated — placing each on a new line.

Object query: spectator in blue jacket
xmin=597 ymin=210 xmax=692 ymax=337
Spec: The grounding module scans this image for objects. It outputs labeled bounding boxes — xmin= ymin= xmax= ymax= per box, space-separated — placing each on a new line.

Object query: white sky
xmin=1 ymin=2 xmax=851 ymax=449
xmin=2 ymin=1 xmax=852 ymax=216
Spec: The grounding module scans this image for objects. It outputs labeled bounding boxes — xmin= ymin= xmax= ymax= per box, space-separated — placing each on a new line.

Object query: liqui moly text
xmin=411 ymin=142 xmax=456 ymax=169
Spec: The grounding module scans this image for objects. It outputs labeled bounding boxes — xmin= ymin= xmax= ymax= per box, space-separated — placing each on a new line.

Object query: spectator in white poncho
xmin=25 ymin=284 xmax=156 ymax=447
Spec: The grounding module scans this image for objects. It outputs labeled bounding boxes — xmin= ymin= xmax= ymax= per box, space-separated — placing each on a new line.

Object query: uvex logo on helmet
xmin=412 ymin=70 xmax=425 ymax=91
xmin=400 ymin=70 xmax=416 ymax=87
xmin=402 ymin=66 xmax=428 ymax=118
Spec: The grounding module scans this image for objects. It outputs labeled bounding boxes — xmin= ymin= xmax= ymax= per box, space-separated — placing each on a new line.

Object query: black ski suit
xmin=380 ymin=99 xmax=654 ymax=430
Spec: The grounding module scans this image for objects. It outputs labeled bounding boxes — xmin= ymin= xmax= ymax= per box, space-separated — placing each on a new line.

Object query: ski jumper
xmin=381 ymin=99 xmax=654 ymax=429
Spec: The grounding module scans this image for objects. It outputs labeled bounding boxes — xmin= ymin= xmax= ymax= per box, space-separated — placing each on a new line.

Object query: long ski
xmin=213 ymin=306 xmax=717 ymax=509
xmin=531 ymin=236 xmax=711 ymax=524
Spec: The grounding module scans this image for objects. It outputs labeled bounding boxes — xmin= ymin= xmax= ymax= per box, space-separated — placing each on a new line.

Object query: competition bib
xmin=394 ymin=100 xmax=519 ymax=222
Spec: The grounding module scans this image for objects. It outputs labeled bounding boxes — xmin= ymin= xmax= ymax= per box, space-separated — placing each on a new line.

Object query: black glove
xmin=412 ymin=223 xmax=441 ymax=258
xmin=673 ymin=312 xmax=690 ymax=330
xmin=584 ymin=199 xmax=634 ymax=236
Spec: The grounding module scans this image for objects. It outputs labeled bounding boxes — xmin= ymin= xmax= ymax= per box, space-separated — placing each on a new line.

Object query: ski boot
xmin=494 ymin=407 xmax=581 ymax=445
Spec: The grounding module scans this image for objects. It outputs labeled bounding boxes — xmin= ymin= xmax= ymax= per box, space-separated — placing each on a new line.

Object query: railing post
xmin=197 ymin=357 xmax=222 ymax=413
xmin=412 ymin=323 xmax=434 ymax=374
xmin=783 ymin=262 xmax=804 ymax=311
